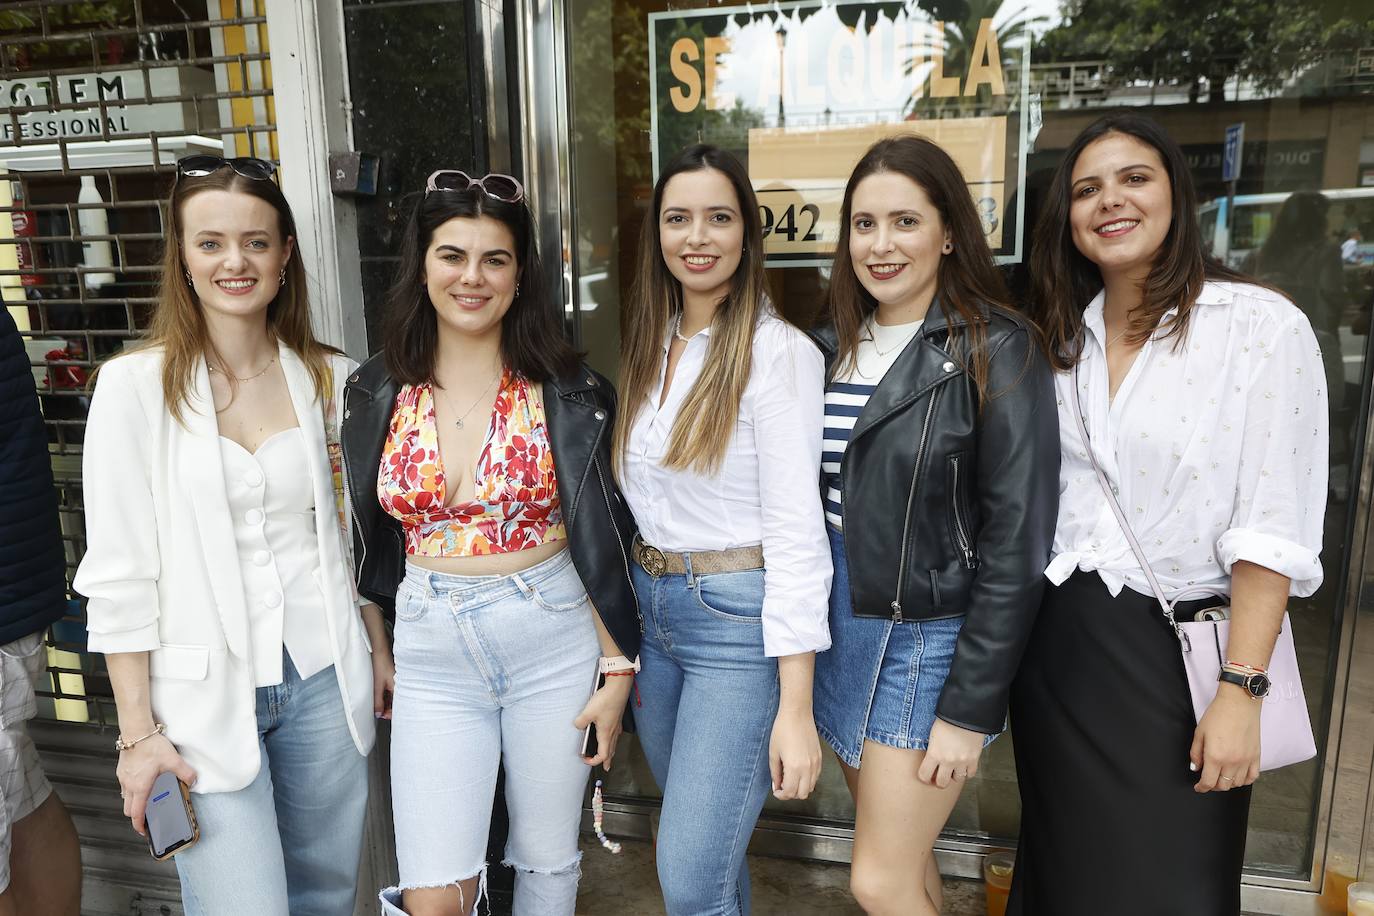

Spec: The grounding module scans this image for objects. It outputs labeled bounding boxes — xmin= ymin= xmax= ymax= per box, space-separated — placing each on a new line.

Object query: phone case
xmin=581 ymin=664 xmax=606 ymax=758
xmin=147 ymin=773 xmax=200 ymax=861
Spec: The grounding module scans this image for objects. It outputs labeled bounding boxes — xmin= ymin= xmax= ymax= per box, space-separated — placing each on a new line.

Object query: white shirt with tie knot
xmin=1045 ymin=280 xmax=1328 ymax=601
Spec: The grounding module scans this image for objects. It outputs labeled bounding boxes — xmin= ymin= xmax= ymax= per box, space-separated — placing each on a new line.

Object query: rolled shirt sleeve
xmin=752 ymin=330 xmax=833 ymax=657
xmin=73 ymin=359 xmax=163 ymax=653
xmin=1215 ymin=310 xmax=1327 ymax=597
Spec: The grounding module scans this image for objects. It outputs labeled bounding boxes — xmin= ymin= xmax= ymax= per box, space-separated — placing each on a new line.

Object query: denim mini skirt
xmin=814 ymin=525 xmax=995 ymax=768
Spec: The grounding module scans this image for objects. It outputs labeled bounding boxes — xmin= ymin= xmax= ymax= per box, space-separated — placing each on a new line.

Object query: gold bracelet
xmin=114 ymin=723 xmax=165 ymax=752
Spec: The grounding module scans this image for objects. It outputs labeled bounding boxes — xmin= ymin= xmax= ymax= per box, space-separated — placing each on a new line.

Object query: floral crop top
xmin=378 ymin=371 xmax=567 ymax=557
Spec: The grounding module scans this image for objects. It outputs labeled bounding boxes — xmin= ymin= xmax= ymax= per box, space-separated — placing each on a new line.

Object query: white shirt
xmin=1046 ymin=281 xmax=1327 ymax=600
xmin=221 ymin=428 xmax=333 ymax=687
xmin=822 ymin=317 xmax=923 ymax=529
xmin=622 ymin=311 xmax=832 ymax=657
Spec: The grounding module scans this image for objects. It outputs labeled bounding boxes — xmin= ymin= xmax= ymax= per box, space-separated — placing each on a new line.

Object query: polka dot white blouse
xmin=1046 ymin=280 xmax=1328 ymax=601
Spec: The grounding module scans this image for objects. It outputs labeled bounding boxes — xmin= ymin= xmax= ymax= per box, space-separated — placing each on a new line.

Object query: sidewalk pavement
xmin=575 ymin=836 xmax=988 ymax=915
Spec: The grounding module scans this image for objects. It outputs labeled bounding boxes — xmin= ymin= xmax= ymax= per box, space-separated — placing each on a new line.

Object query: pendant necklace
xmin=208 ymin=356 xmax=276 ymax=383
xmin=438 ymin=370 xmax=502 ymax=430
xmin=854 ymin=316 xmax=919 ymax=380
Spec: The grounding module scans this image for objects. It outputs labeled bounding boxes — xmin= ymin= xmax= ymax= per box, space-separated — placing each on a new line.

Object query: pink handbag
xmin=1069 ymin=367 xmax=1317 ymax=772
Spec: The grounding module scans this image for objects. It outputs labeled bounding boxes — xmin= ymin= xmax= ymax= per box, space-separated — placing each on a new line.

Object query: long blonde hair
xmin=136 ymin=167 xmax=335 ymax=422
xmin=614 ymin=145 xmax=770 ymax=477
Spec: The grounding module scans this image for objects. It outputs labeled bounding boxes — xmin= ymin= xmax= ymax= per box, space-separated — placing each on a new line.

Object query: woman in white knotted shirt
xmin=1009 ymin=114 xmax=1326 ymax=915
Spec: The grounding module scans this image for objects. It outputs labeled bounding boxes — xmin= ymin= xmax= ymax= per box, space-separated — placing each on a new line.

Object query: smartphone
xmin=146 ymin=770 xmax=199 ymax=860
xmin=581 ymin=664 xmax=605 ymax=759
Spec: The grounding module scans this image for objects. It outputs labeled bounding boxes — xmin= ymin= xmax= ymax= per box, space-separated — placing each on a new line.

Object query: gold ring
xmin=1220 ymin=776 xmax=1234 ymax=783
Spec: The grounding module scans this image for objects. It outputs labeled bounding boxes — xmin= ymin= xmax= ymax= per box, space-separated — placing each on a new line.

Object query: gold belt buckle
xmin=639 ymin=544 xmax=667 ymax=578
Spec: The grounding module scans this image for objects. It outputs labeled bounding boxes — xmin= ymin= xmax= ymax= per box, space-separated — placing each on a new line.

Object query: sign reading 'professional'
xmin=0 ymin=69 xmax=200 ymax=143
xmin=649 ymin=2 xmax=1032 ymax=266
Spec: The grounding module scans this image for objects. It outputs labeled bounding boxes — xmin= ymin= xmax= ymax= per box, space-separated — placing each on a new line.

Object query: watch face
xmin=1248 ymin=673 xmax=1272 ymax=699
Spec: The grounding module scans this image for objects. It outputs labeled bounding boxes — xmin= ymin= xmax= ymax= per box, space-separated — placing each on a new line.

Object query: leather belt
xmin=632 ymin=536 xmax=764 ymax=578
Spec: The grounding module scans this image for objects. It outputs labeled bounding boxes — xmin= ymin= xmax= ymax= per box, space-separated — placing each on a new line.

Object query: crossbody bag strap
xmin=1069 ymin=362 xmax=1183 ymax=640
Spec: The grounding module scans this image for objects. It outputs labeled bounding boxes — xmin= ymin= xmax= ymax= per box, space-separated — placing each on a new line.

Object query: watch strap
xmin=598 ymin=656 xmax=640 ymax=675
xmin=1218 ymin=667 xmax=1268 ymax=698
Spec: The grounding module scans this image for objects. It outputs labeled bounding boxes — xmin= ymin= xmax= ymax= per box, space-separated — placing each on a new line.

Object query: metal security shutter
xmin=0 ymin=3 xmax=275 ymax=911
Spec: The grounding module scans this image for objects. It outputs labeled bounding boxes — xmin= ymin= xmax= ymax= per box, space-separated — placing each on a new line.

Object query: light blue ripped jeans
xmin=379 ymin=549 xmax=600 ymax=916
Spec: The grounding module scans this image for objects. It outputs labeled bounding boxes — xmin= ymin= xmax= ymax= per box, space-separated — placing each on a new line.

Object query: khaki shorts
xmin=0 ymin=632 xmax=54 ymax=892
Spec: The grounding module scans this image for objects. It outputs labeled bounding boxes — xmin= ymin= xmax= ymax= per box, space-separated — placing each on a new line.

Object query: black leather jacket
xmin=810 ymin=298 xmax=1059 ymax=735
xmin=339 ymin=354 xmax=641 ymax=660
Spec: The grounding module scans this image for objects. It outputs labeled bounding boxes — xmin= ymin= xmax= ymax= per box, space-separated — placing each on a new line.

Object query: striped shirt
xmin=822 ymin=318 xmax=922 ymax=529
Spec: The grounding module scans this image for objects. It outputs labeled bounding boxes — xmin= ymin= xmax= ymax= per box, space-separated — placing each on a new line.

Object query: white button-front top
xmin=1046 ymin=280 xmax=1328 ymax=601
xmin=221 ymin=428 xmax=333 ymax=687
xmin=621 ymin=310 xmax=832 ymax=657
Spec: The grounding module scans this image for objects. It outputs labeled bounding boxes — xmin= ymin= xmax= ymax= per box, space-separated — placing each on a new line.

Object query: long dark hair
xmin=382 ymin=186 xmax=578 ymax=384
xmin=827 ymin=135 xmax=1018 ymax=400
xmin=613 ymin=144 xmax=770 ymax=476
xmin=1031 ymin=113 xmax=1249 ymax=371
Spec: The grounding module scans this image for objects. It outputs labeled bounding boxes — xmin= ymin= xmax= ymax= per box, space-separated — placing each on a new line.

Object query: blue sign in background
xmin=1222 ymin=122 xmax=1245 ymax=183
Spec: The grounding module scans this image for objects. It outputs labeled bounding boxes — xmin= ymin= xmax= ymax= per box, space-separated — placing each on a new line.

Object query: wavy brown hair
xmin=132 ymin=167 xmax=334 ymax=422
xmin=827 ymin=135 xmax=1018 ymax=400
xmin=1030 ymin=113 xmax=1250 ymax=371
xmin=613 ymin=144 xmax=770 ymax=476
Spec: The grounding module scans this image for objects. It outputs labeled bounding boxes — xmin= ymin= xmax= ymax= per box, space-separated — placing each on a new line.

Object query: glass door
xmin=537 ymin=0 xmax=1374 ymax=902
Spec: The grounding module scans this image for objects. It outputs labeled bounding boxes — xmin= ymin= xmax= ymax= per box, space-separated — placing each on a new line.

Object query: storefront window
xmin=567 ymin=0 xmax=1374 ymax=883
xmin=1 ymin=0 xmax=282 ymax=732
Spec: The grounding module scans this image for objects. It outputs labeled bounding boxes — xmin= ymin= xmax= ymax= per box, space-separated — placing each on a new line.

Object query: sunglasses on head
xmin=425 ymin=170 xmax=524 ymax=204
xmin=176 ymin=155 xmax=277 ymax=181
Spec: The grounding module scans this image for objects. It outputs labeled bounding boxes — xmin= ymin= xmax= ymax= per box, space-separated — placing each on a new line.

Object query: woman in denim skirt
xmin=340 ymin=171 xmax=640 ymax=916
xmin=808 ymin=136 xmax=1059 ymax=915
xmin=614 ymin=144 xmax=832 ymax=915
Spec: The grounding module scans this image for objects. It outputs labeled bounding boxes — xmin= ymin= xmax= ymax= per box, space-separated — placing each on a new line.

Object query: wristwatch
xmin=598 ymin=655 xmax=641 ymax=675
xmin=1218 ymin=667 xmax=1271 ymax=699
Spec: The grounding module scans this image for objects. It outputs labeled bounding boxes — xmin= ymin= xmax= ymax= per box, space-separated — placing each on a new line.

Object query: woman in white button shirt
xmin=614 ymin=144 xmax=831 ymax=915
xmin=1009 ymin=114 xmax=1327 ymax=914
xmin=75 ymin=158 xmax=391 ymax=914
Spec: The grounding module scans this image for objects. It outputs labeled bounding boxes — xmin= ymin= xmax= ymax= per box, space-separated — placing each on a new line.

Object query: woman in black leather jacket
xmin=339 ymin=173 xmax=639 ymax=916
xmin=809 ymin=136 xmax=1058 ymax=916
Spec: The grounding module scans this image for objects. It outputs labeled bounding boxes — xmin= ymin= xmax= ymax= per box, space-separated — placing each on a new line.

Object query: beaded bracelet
xmin=592 ymin=779 xmax=621 ymax=854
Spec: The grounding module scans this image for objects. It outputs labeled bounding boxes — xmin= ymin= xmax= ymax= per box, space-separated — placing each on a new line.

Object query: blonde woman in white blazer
xmin=74 ymin=157 xmax=392 ymax=916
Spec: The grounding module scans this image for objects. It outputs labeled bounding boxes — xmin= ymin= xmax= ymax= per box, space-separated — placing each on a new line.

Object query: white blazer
xmin=74 ymin=343 xmax=376 ymax=793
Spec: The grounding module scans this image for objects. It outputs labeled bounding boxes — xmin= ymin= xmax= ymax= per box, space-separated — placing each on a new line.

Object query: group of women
xmin=74 ymin=110 xmax=1327 ymax=916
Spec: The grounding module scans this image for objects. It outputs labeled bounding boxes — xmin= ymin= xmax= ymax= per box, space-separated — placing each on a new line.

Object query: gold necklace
xmin=436 ymin=370 xmax=502 ymax=430
xmin=208 ymin=356 xmax=276 ymax=382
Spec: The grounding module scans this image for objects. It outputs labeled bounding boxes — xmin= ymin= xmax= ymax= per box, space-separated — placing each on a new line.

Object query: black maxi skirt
xmin=1007 ymin=571 xmax=1251 ymax=916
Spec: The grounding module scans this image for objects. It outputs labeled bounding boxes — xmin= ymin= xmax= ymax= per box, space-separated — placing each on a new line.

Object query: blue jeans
xmin=173 ymin=653 xmax=367 ymax=916
xmin=632 ymin=562 xmax=779 ymax=916
xmin=381 ymin=550 xmax=600 ymax=916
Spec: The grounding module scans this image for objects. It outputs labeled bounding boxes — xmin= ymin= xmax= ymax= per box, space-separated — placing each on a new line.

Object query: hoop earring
xmin=942 ymin=242 xmax=953 ymax=254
